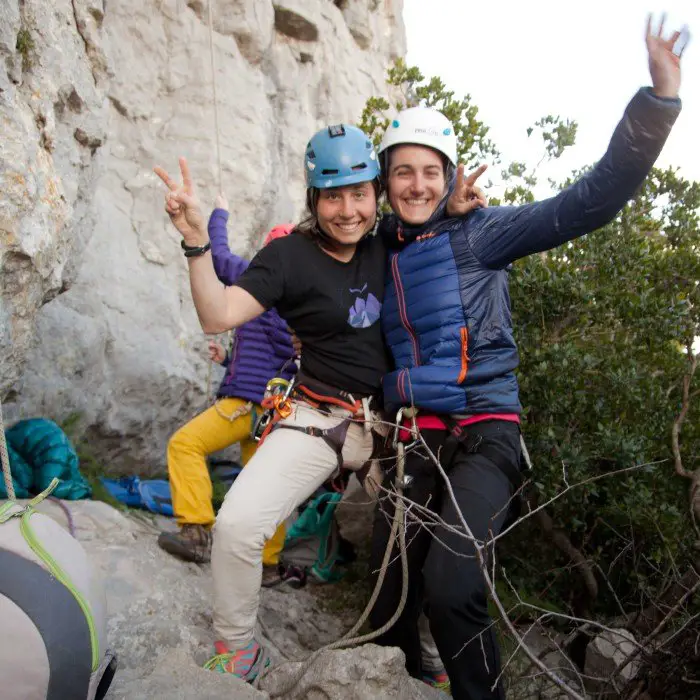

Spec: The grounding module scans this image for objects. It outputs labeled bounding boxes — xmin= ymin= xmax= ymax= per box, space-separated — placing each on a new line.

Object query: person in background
xmin=157 ymin=204 xmax=296 ymax=568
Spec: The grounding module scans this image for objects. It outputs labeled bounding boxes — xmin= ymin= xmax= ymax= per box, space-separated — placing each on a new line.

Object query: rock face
xmin=1 ymin=0 xmax=405 ymax=473
xmin=584 ymin=627 xmax=640 ymax=690
xmin=25 ymin=498 xmax=443 ymax=699
xmin=259 ymin=645 xmax=445 ymax=699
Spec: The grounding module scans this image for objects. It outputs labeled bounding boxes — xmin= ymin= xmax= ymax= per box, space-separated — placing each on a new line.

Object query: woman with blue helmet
xmin=155 ymin=123 xmax=389 ymax=682
xmin=368 ymin=17 xmax=685 ymax=700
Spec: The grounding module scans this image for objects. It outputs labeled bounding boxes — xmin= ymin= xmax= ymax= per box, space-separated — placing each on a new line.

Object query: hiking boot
xmin=423 ymin=671 xmax=451 ymax=694
xmin=261 ymin=564 xmax=283 ymax=588
xmin=157 ymin=524 xmax=212 ymax=563
xmin=204 ymin=639 xmax=270 ymax=682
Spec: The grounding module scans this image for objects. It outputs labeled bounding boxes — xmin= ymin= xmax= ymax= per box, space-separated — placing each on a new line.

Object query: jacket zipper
xmin=391 ymin=253 xmax=420 ymax=366
xmin=457 ymin=326 xmax=469 ymax=383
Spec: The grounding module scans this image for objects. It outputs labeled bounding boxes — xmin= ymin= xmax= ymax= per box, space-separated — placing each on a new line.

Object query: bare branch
xmin=670 ymin=346 xmax=699 ymax=480
xmin=613 ymin=574 xmax=700 ymax=682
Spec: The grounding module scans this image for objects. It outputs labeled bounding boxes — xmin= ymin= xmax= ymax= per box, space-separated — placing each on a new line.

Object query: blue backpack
xmin=100 ymin=477 xmax=174 ymax=516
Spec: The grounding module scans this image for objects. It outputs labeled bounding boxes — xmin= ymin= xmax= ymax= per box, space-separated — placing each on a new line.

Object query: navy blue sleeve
xmin=466 ymin=88 xmax=682 ymax=269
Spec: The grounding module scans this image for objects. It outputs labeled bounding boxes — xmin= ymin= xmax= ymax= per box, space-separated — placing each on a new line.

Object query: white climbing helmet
xmin=379 ymin=106 xmax=458 ymax=166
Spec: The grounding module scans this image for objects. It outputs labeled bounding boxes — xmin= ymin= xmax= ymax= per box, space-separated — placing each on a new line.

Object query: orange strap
xmin=295 ymin=384 xmax=362 ymax=415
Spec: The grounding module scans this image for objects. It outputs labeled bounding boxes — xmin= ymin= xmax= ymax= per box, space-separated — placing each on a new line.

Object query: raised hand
xmin=214 ymin=194 xmax=229 ymax=210
xmin=446 ymin=164 xmax=488 ymax=217
xmin=154 ymin=157 xmax=208 ymax=246
xmin=646 ymin=13 xmax=689 ymax=99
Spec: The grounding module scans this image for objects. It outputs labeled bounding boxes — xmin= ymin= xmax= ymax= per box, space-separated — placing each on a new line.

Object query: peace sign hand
xmin=446 ymin=164 xmax=488 ymax=217
xmin=646 ymin=14 xmax=689 ymax=99
xmin=154 ymin=157 xmax=208 ymax=246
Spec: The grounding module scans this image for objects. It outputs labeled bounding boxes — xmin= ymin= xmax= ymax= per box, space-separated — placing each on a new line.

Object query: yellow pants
xmin=167 ymin=397 xmax=285 ymax=567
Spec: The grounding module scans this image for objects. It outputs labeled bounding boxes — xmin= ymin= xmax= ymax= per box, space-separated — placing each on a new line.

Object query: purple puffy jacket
xmin=209 ymin=209 xmax=296 ymax=404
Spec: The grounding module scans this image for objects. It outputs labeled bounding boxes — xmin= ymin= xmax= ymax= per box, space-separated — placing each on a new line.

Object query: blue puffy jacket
xmin=381 ymin=88 xmax=681 ymax=415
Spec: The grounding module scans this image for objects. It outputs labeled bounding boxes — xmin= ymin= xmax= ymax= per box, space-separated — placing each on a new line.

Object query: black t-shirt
xmin=236 ymin=232 xmax=389 ymax=396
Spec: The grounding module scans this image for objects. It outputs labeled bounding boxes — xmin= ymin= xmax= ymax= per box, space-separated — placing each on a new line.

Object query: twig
xmin=417 ymin=432 xmax=585 ymax=700
xmin=501 ymin=569 xmax=645 ymax=654
xmin=493 ymin=461 xmax=667 ymax=545
xmin=531 ymin=506 xmax=599 ymax=603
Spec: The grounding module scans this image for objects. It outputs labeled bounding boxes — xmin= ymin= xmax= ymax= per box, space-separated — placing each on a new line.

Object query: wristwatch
xmin=181 ymin=239 xmax=212 ymax=258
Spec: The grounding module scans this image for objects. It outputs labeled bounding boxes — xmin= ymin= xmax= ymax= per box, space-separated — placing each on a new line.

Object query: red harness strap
xmin=294 ymin=384 xmax=362 ymax=415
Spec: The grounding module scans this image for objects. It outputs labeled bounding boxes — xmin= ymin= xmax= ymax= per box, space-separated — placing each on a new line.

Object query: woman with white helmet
xmin=155 ymin=123 xmax=389 ymax=682
xmin=368 ymin=18 xmax=685 ymax=700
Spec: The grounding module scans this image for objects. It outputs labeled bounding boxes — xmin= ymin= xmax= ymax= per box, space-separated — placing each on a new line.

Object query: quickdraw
xmin=252 ymin=377 xmax=295 ymax=443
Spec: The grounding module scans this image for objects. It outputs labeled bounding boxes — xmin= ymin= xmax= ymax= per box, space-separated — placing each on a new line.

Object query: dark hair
xmin=293 ymin=179 xmax=383 ymax=251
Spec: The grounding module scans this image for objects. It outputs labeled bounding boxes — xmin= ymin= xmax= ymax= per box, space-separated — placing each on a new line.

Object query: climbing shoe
xmin=261 ymin=563 xmax=306 ymax=589
xmin=423 ymin=671 xmax=451 ymax=694
xmin=204 ymin=639 xmax=270 ymax=682
xmin=157 ymin=524 xmax=212 ymax=564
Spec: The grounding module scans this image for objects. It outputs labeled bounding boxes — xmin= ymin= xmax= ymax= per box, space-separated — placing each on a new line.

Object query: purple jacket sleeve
xmin=208 ymin=208 xmax=249 ymax=285
xmin=465 ymin=88 xmax=681 ymax=269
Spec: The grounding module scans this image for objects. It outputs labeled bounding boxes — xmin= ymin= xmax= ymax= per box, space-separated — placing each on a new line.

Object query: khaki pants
xmin=167 ymin=397 xmax=286 ymax=567
xmin=211 ymin=401 xmax=374 ymax=647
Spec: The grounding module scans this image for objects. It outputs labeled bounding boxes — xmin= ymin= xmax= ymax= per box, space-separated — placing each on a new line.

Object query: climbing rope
xmin=258 ymin=440 xmax=409 ymax=696
xmin=206 ymin=0 xmax=223 ymax=193
xmin=0 ymin=398 xmax=15 ymax=501
xmin=201 ymin=1 xmax=225 ymax=406
xmin=48 ymin=496 xmax=77 ymax=538
xmin=325 ymin=440 xmax=409 ymax=646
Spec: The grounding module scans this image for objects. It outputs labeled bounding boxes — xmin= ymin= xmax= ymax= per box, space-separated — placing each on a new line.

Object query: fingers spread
xmin=179 ymin=157 xmax=194 ymax=194
xmin=455 ymin=163 xmax=465 ymax=188
xmin=154 ymin=166 xmax=177 ymax=191
xmin=464 ymin=164 xmax=488 ymax=187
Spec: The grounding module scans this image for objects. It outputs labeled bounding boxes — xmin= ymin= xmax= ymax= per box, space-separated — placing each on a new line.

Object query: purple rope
xmin=48 ymin=496 xmax=76 ymax=538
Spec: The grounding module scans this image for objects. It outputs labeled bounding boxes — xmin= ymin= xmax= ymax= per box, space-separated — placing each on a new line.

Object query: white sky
xmin=403 ymin=1 xmax=699 ymax=194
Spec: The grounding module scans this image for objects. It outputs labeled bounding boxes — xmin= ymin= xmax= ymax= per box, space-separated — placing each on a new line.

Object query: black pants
xmin=369 ymin=420 xmax=521 ymax=700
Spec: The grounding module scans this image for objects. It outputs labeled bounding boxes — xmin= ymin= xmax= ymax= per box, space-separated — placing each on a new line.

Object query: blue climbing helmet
xmin=304 ymin=124 xmax=380 ymax=190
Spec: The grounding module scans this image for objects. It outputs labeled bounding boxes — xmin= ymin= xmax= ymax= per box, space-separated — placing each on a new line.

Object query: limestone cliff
xmin=0 ymin=0 xmax=405 ymax=471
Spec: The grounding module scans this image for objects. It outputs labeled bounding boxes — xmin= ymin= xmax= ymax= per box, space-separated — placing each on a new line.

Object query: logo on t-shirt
xmin=347 ymin=284 xmax=381 ymax=329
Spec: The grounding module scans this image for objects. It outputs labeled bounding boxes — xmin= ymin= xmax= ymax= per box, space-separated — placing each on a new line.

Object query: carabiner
xmin=276 ymin=397 xmax=293 ymax=419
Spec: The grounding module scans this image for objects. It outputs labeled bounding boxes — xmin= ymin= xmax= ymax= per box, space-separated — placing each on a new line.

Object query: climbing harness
xmin=253 ymin=371 xmax=386 ymax=486
xmin=438 ymin=414 xmax=526 ymax=490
